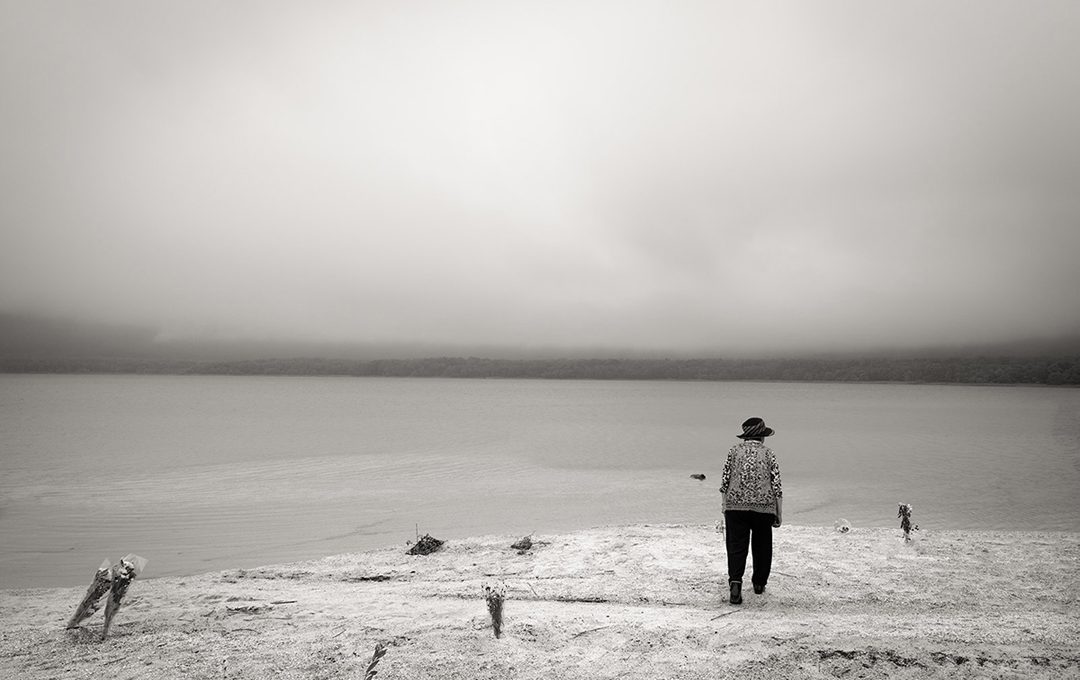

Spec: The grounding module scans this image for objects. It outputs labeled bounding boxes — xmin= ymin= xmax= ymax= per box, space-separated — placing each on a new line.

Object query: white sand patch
xmin=2 ymin=524 xmax=1078 ymax=679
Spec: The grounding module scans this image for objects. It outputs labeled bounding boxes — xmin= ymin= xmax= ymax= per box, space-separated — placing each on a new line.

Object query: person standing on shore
xmin=719 ymin=417 xmax=783 ymax=605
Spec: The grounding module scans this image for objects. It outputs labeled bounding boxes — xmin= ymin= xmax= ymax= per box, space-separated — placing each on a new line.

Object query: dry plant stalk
xmin=482 ymin=584 xmax=506 ymax=639
xmin=364 ymin=641 xmax=388 ymax=680
xmin=898 ymin=503 xmax=920 ymax=542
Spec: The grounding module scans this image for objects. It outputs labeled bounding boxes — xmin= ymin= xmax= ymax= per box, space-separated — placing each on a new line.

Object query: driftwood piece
xmin=407 ymin=534 xmax=445 ymax=556
xmin=67 ymin=560 xmax=113 ymax=629
xmin=100 ymin=555 xmax=147 ymax=639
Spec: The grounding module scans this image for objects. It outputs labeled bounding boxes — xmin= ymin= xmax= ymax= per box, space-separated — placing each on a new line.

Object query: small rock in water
xmin=690 ymin=473 xmax=706 ymax=481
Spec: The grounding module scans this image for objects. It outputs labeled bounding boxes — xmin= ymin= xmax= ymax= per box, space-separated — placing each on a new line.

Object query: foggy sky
xmin=2 ymin=1 xmax=1079 ymax=355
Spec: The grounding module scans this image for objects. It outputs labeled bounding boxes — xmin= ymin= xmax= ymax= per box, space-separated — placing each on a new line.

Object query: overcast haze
xmin=2 ymin=1 xmax=1079 ymax=356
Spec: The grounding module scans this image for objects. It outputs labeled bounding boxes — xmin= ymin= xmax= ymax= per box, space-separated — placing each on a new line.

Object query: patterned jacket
xmin=720 ymin=440 xmax=782 ymax=515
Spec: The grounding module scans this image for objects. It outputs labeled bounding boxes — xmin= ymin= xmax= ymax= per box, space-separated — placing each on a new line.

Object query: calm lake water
xmin=1 ymin=375 xmax=1078 ymax=589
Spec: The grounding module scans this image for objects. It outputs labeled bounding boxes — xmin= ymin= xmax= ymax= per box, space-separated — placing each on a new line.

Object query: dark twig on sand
xmin=553 ymin=595 xmax=608 ymax=604
xmin=572 ymin=625 xmax=613 ymax=638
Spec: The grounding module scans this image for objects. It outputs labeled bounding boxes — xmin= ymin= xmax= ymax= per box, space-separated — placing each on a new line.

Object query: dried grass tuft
xmin=482 ymin=584 xmax=506 ymax=639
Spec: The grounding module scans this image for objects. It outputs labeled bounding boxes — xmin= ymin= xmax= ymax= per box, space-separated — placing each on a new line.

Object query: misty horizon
xmin=2 ymin=311 xmax=1078 ymax=364
xmin=3 ymin=2 xmax=1080 ymax=356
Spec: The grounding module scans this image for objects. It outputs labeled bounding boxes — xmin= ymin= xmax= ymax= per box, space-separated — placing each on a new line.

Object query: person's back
xmin=722 ymin=439 xmax=781 ymax=515
xmin=719 ymin=417 xmax=783 ymax=604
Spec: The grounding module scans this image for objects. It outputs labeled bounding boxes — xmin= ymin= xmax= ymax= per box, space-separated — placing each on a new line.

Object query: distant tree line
xmin=2 ymin=355 xmax=1079 ymax=384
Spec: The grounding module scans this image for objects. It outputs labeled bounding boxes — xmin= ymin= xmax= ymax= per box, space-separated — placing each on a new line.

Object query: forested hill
xmin=2 ymin=355 xmax=1078 ymax=385
xmin=2 ymin=313 xmax=1078 ymax=384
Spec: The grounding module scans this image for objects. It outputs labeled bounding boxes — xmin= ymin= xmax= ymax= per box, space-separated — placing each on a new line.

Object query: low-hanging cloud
xmin=2 ymin=1 xmax=1079 ymax=356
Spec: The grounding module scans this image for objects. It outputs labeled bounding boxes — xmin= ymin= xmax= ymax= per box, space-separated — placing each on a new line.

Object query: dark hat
xmin=737 ymin=417 xmax=774 ymax=439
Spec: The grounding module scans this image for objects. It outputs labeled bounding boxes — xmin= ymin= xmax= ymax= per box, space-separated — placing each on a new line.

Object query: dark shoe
xmin=729 ymin=581 xmax=742 ymax=605
xmin=753 ymin=583 xmax=766 ymax=594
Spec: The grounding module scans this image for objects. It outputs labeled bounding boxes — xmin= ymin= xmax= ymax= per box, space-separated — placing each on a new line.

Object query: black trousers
xmin=724 ymin=510 xmax=774 ymax=586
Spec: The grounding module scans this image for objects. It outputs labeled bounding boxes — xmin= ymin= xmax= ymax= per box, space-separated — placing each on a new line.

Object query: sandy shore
xmin=2 ymin=524 xmax=1078 ymax=679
